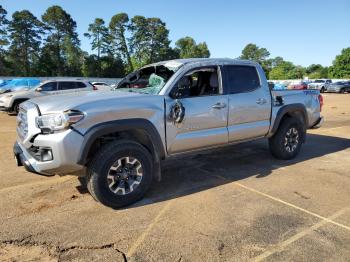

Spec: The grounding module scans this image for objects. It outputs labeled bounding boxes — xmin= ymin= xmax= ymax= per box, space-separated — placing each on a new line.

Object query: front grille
xmin=16 ymin=106 xmax=28 ymax=141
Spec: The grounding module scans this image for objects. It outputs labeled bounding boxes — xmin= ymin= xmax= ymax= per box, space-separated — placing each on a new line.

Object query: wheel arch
xmin=77 ymin=119 xmax=165 ymax=180
xmin=11 ymin=98 xmax=29 ymax=111
xmin=270 ymin=104 xmax=308 ymax=141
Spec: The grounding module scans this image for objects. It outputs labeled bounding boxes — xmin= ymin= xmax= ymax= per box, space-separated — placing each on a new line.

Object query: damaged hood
xmin=29 ymin=90 xmax=150 ymax=113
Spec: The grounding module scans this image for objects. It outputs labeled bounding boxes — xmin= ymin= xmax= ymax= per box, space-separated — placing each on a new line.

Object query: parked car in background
xmin=0 ymin=78 xmax=40 ymax=94
xmin=268 ymin=82 xmax=287 ymax=90
xmin=274 ymin=83 xmax=287 ymax=90
xmin=292 ymin=81 xmax=308 ymax=90
xmin=0 ymin=79 xmax=94 ymax=114
xmin=326 ymin=81 xmax=350 ymax=93
xmin=308 ymin=79 xmax=332 ymax=93
xmin=90 ymin=81 xmax=112 ymax=91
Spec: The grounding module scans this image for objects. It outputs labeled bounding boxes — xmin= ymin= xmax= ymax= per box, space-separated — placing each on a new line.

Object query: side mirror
xmin=35 ymin=87 xmax=42 ymax=92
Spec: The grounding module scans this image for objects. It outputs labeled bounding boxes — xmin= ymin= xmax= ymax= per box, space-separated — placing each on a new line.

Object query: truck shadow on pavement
xmin=75 ymin=133 xmax=349 ymax=209
xmin=128 ymin=133 xmax=350 ymax=208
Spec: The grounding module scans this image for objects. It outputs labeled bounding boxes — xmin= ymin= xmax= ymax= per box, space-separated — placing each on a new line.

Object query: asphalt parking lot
xmin=0 ymin=94 xmax=349 ymax=262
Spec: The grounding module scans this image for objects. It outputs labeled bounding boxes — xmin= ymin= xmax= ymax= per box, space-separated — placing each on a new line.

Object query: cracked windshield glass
xmin=114 ymin=62 xmax=182 ymax=94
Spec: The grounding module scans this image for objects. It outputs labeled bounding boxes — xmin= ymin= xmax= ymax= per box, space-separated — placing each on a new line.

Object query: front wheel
xmin=86 ymin=140 xmax=153 ymax=208
xmin=9 ymin=102 xmax=20 ymax=115
xmin=320 ymin=87 xmax=325 ymax=93
xmin=269 ymin=117 xmax=305 ymax=160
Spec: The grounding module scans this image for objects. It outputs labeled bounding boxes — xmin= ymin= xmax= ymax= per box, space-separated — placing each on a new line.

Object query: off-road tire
xmin=86 ymin=140 xmax=153 ymax=208
xmin=269 ymin=117 xmax=305 ymax=160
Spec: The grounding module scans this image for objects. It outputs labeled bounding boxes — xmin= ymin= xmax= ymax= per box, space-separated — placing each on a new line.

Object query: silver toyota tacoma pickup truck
xmin=14 ymin=58 xmax=324 ymax=208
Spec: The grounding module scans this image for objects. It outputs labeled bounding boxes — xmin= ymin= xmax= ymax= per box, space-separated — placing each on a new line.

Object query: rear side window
xmin=58 ymin=82 xmax=77 ymax=90
xmin=223 ymin=66 xmax=260 ymax=94
xmin=41 ymin=82 xmax=57 ymax=91
xmin=76 ymin=82 xmax=87 ymax=88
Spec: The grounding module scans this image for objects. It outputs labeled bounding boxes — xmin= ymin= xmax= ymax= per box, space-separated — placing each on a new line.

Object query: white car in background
xmin=90 ymin=82 xmax=112 ymax=91
xmin=0 ymin=80 xmax=94 ymax=114
xmin=308 ymin=79 xmax=332 ymax=93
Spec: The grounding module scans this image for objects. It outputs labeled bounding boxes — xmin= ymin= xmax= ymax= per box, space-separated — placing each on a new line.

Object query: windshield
xmin=114 ymin=62 xmax=182 ymax=95
xmin=314 ymin=80 xmax=325 ymax=83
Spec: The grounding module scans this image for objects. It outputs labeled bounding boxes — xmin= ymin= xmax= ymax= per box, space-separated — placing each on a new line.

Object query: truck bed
xmin=271 ymin=89 xmax=322 ymax=128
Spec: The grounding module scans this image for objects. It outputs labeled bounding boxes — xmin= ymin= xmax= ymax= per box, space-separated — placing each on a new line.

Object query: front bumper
xmin=0 ymin=105 xmax=10 ymax=112
xmin=0 ymin=100 xmax=11 ymax=111
xmin=311 ymin=116 xmax=324 ymax=129
xmin=14 ymin=142 xmax=48 ymax=175
xmin=14 ymin=129 xmax=85 ymax=176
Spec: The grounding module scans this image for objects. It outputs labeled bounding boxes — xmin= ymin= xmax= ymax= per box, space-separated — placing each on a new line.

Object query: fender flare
xmin=270 ymin=103 xmax=308 ymax=136
xmin=77 ymin=119 xmax=166 ymax=165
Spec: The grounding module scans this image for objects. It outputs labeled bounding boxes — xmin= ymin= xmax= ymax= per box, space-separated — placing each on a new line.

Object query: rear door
xmin=222 ymin=65 xmax=271 ymax=142
xmin=165 ymin=66 xmax=229 ymax=154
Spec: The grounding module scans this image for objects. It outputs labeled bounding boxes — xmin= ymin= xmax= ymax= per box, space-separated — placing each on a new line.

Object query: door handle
xmin=212 ymin=102 xmax=226 ymax=109
xmin=256 ymin=98 xmax=267 ymax=105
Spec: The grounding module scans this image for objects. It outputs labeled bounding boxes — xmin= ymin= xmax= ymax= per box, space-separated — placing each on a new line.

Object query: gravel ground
xmin=0 ymin=93 xmax=349 ymax=262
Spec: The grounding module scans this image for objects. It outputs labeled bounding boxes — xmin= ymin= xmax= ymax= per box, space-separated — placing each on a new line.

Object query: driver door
xmin=165 ymin=67 xmax=228 ymax=154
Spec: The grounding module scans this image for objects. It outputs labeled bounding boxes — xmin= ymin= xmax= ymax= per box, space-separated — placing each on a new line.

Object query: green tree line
xmin=240 ymin=43 xmax=350 ymax=79
xmin=1 ymin=5 xmax=349 ymax=79
xmin=0 ymin=5 xmax=210 ymax=77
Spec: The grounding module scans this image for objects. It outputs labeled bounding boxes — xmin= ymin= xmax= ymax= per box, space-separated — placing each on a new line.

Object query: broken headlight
xmin=36 ymin=110 xmax=84 ymax=133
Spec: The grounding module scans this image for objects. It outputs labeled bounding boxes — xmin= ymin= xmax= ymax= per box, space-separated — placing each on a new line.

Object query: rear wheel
xmin=269 ymin=117 xmax=305 ymax=160
xmin=86 ymin=140 xmax=153 ymax=208
xmin=320 ymin=87 xmax=325 ymax=93
xmin=340 ymin=88 xmax=345 ymax=94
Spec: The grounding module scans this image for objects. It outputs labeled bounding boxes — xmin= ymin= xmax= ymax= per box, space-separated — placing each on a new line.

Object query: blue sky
xmin=2 ymin=0 xmax=349 ymax=66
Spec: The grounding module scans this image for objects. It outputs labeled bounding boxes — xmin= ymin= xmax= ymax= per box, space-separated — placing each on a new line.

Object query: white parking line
xmin=252 ymin=207 xmax=350 ymax=262
xmin=214 ymin=175 xmax=350 ymax=232
xmin=126 ymin=200 xmax=174 ymax=258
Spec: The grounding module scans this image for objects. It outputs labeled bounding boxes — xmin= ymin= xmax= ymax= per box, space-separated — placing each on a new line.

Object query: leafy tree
xmin=0 ymin=5 xmax=9 ymax=52
xmin=129 ymin=16 xmax=172 ymax=67
xmin=240 ymin=43 xmax=270 ymax=63
xmin=7 ymin=10 xmax=44 ymax=76
xmin=0 ymin=5 xmax=9 ymax=75
xmin=175 ymin=36 xmax=210 ymax=58
xmin=84 ymin=18 xmax=110 ymax=76
xmin=41 ymin=5 xmax=82 ymax=76
xmin=100 ymin=55 xmax=124 ymax=77
xmin=109 ymin=13 xmax=133 ymax=72
xmin=269 ymin=61 xmax=296 ymax=80
xmin=240 ymin=43 xmax=271 ymax=75
xmin=305 ymin=64 xmax=328 ymax=79
xmin=289 ymin=66 xmax=305 ymax=79
xmin=269 ymin=56 xmax=284 ymax=67
xmin=81 ymin=54 xmax=124 ymax=77
xmin=328 ymin=48 xmax=350 ymax=78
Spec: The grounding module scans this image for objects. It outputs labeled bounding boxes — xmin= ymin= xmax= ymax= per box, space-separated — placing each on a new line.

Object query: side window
xmin=41 ymin=82 xmax=57 ymax=91
xmin=172 ymin=67 xmax=220 ymax=98
xmin=76 ymin=82 xmax=87 ymax=88
xmin=58 ymin=82 xmax=77 ymax=90
xmin=223 ymin=66 xmax=260 ymax=94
